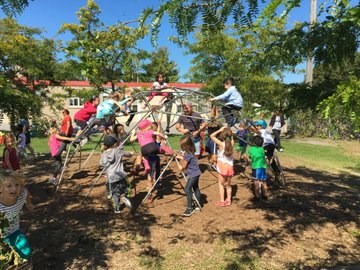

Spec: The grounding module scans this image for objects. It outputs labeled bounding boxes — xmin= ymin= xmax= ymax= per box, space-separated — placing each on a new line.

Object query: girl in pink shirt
xmin=48 ymin=127 xmax=75 ymax=185
xmin=130 ymin=119 xmax=173 ymax=173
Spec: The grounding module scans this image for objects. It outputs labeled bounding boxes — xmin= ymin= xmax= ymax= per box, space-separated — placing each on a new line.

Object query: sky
xmin=0 ymin=0 xmax=316 ymax=83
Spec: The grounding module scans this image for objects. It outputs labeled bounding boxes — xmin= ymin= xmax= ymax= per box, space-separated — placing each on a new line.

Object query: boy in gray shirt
xmin=100 ymin=135 xmax=133 ymax=213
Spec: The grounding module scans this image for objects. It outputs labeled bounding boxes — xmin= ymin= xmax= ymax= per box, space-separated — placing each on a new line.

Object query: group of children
xmin=0 ymin=74 xmax=285 ymax=266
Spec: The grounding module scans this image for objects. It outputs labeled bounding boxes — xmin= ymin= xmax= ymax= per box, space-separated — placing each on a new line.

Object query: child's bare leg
xmin=254 ymin=180 xmax=260 ymax=198
xmin=218 ymin=174 xmax=225 ymax=202
xmin=225 ymin=177 xmax=232 ymax=204
xmin=262 ymin=182 xmax=268 ymax=198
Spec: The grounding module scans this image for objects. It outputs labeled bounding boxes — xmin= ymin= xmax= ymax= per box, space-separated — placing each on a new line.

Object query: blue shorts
xmin=252 ymin=168 xmax=266 ymax=181
xmin=205 ymin=138 xmax=217 ymax=155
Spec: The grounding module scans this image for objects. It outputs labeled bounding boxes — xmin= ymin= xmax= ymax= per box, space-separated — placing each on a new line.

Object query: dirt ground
xmin=20 ymin=140 xmax=360 ymax=270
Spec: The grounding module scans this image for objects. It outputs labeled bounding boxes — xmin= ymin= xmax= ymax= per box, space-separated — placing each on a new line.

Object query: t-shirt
xmin=136 ymin=130 xmax=155 ymax=147
xmin=17 ymin=133 xmax=26 ymax=149
xmin=273 ymin=116 xmax=282 ymax=130
xmin=177 ymin=112 xmax=204 ymax=133
xmin=236 ymin=130 xmax=248 ymax=147
xmin=49 ymin=134 xmax=62 ymax=157
xmin=61 ymin=115 xmax=73 ymax=136
xmin=184 ymin=152 xmax=201 ymax=178
xmin=100 ymin=148 xmax=132 ymax=183
xmin=217 ymin=142 xmax=233 ymax=166
xmin=248 ymin=146 xmax=267 ymax=169
xmin=259 ymin=129 xmax=275 ymax=146
xmin=0 ymin=189 xmax=27 ymax=237
xmin=96 ymin=99 xmax=116 ymax=118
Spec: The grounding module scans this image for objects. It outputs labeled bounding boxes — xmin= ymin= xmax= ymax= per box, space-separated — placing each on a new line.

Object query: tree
xmin=139 ymin=47 xmax=179 ymax=82
xmin=185 ymin=21 xmax=290 ymax=112
xmin=0 ymin=18 xmax=59 ymax=127
xmin=0 ymin=0 xmax=30 ymax=16
xmin=60 ymin=0 xmax=148 ymax=91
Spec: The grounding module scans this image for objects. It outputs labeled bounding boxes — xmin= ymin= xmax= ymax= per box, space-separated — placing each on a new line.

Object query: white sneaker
xmin=80 ymin=137 xmax=88 ymax=147
xmin=279 ymin=148 xmax=284 ymax=152
xmin=121 ymin=197 xmax=132 ymax=209
xmin=49 ymin=177 xmax=58 ymax=185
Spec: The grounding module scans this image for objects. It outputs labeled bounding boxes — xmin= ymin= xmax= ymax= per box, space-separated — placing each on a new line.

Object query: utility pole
xmin=305 ymin=0 xmax=317 ymax=86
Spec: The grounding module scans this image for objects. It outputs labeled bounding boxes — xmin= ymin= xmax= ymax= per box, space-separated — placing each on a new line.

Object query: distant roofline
xmin=62 ymin=81 xmax=204 ymax=89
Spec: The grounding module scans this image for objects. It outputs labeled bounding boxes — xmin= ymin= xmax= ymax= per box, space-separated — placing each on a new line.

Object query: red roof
xmin=63 ymin=81 xmax=204 ymax=89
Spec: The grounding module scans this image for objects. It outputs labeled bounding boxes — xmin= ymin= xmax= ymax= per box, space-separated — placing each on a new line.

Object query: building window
xmin=69 ymin=97 xmax=84 ymax=108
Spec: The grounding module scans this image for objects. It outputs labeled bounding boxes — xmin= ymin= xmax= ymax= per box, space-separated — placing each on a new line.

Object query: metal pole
xmin=305 ymin=0 xmax=317 ymax=86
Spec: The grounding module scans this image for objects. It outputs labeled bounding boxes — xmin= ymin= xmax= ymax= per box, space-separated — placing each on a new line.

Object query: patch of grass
xmin=282 ymin=139 xmax=360 ymax=174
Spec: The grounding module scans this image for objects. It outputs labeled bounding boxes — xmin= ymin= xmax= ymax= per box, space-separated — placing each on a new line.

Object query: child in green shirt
xmin=248 ymin=135 xmax=268 ymax=200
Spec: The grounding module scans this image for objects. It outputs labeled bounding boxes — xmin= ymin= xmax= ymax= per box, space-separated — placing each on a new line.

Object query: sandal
xmin=215 ymin=201 xmax=226 ymax=207
xmin=225 ymin=200 xmax=231 ymax=206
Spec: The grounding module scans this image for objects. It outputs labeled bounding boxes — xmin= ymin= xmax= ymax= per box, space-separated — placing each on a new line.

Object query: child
xmin=0 ymin=170 xmax=34 ymax=260
xmin=205 ymin=106 xmax=221 ymax=170
xmin=48 ymin=127 xmax=75 ymax=185
xmin=100 ymin=135 xmax=133 ymax=214
xmin=113 ymin=123 xmax=127 ymax=148
xmin=93 ymin=92 xmax=127 ymax=131
xmin=147 ymin=122 xmax=161 ymax=188
xmin=19 ymin=119 xmax=36 ymax=160
xmin=235 ymin=121 xmax=248 ymax=164
xmin=149 ymin=72 xmax=169 ymax=102
xmin=248 ymin=135 xmax=268 ymax=200
xmin=252 ymin=119 xmax=280 ymax=176
xmin=123 ymin=87 xmax=136 ymax=127
xmin=176 ymin=135 xmax=202 ymax=217
xmin=130 ymin=119 xmax=173 ymax=174
xmin=209 ymin=77 xmax=243 ymax=127
xmin=2 ymin=134 xmax=20 ymax=171
xmin=210 ymin=127 xmax=234 ymax=207
xmin=74 ymin=95 xmax=100 ymax=137
xmin=16 ymin=124 xmax=30 ymax=161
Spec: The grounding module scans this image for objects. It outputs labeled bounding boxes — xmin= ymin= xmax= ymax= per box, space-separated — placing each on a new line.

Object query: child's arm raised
xmin=210 ymin=126 xmax=226 ymax=149
xmin=129 ymin=130 xmax=137 ymax=142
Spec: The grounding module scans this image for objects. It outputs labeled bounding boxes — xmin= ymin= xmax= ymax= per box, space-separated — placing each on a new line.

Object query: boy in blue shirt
xmin=210 ymin=77 xmax=243 ymax=127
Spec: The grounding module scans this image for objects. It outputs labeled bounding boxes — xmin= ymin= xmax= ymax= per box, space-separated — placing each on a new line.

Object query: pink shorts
xmin=216 ymin=161 xmax=234 ymax=176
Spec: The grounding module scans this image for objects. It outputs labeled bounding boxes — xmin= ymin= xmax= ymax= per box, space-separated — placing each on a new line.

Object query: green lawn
xmin=2 ymin=135 xmax=359 ymax=175
xmin=281 ymin=139 xmax=360 ymax=174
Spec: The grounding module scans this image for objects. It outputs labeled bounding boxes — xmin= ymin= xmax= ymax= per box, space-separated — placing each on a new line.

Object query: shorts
xmin=235 ymin=144 xmax=247 ymax=154
xmin=252 ymin=168 xmax=266 ymax=181
xmin=205 ymin=138 xmax=217 ymax=155
xmin=5 ymin=230 xmax=31 ymax=259
xmin=75 ymin=119 xmax=88 ymax=130
xmin=216 ymin=161 xmax=234 ymax=176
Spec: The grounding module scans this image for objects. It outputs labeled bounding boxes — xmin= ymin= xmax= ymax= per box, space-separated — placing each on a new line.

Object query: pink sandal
xmin=225 ymin=200 xmax=231 ymax=206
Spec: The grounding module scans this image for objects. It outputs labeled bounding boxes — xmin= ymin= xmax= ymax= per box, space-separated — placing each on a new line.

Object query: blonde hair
xmin=0 ymin=170 xmax=25 ymax=190
xmin=3 ymin=133 xmax=15 ymax=146
xmin=124 ymin=87 xmax=134 ymax=95
xmin=48 ymin=127 xmax=58 ymax=145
